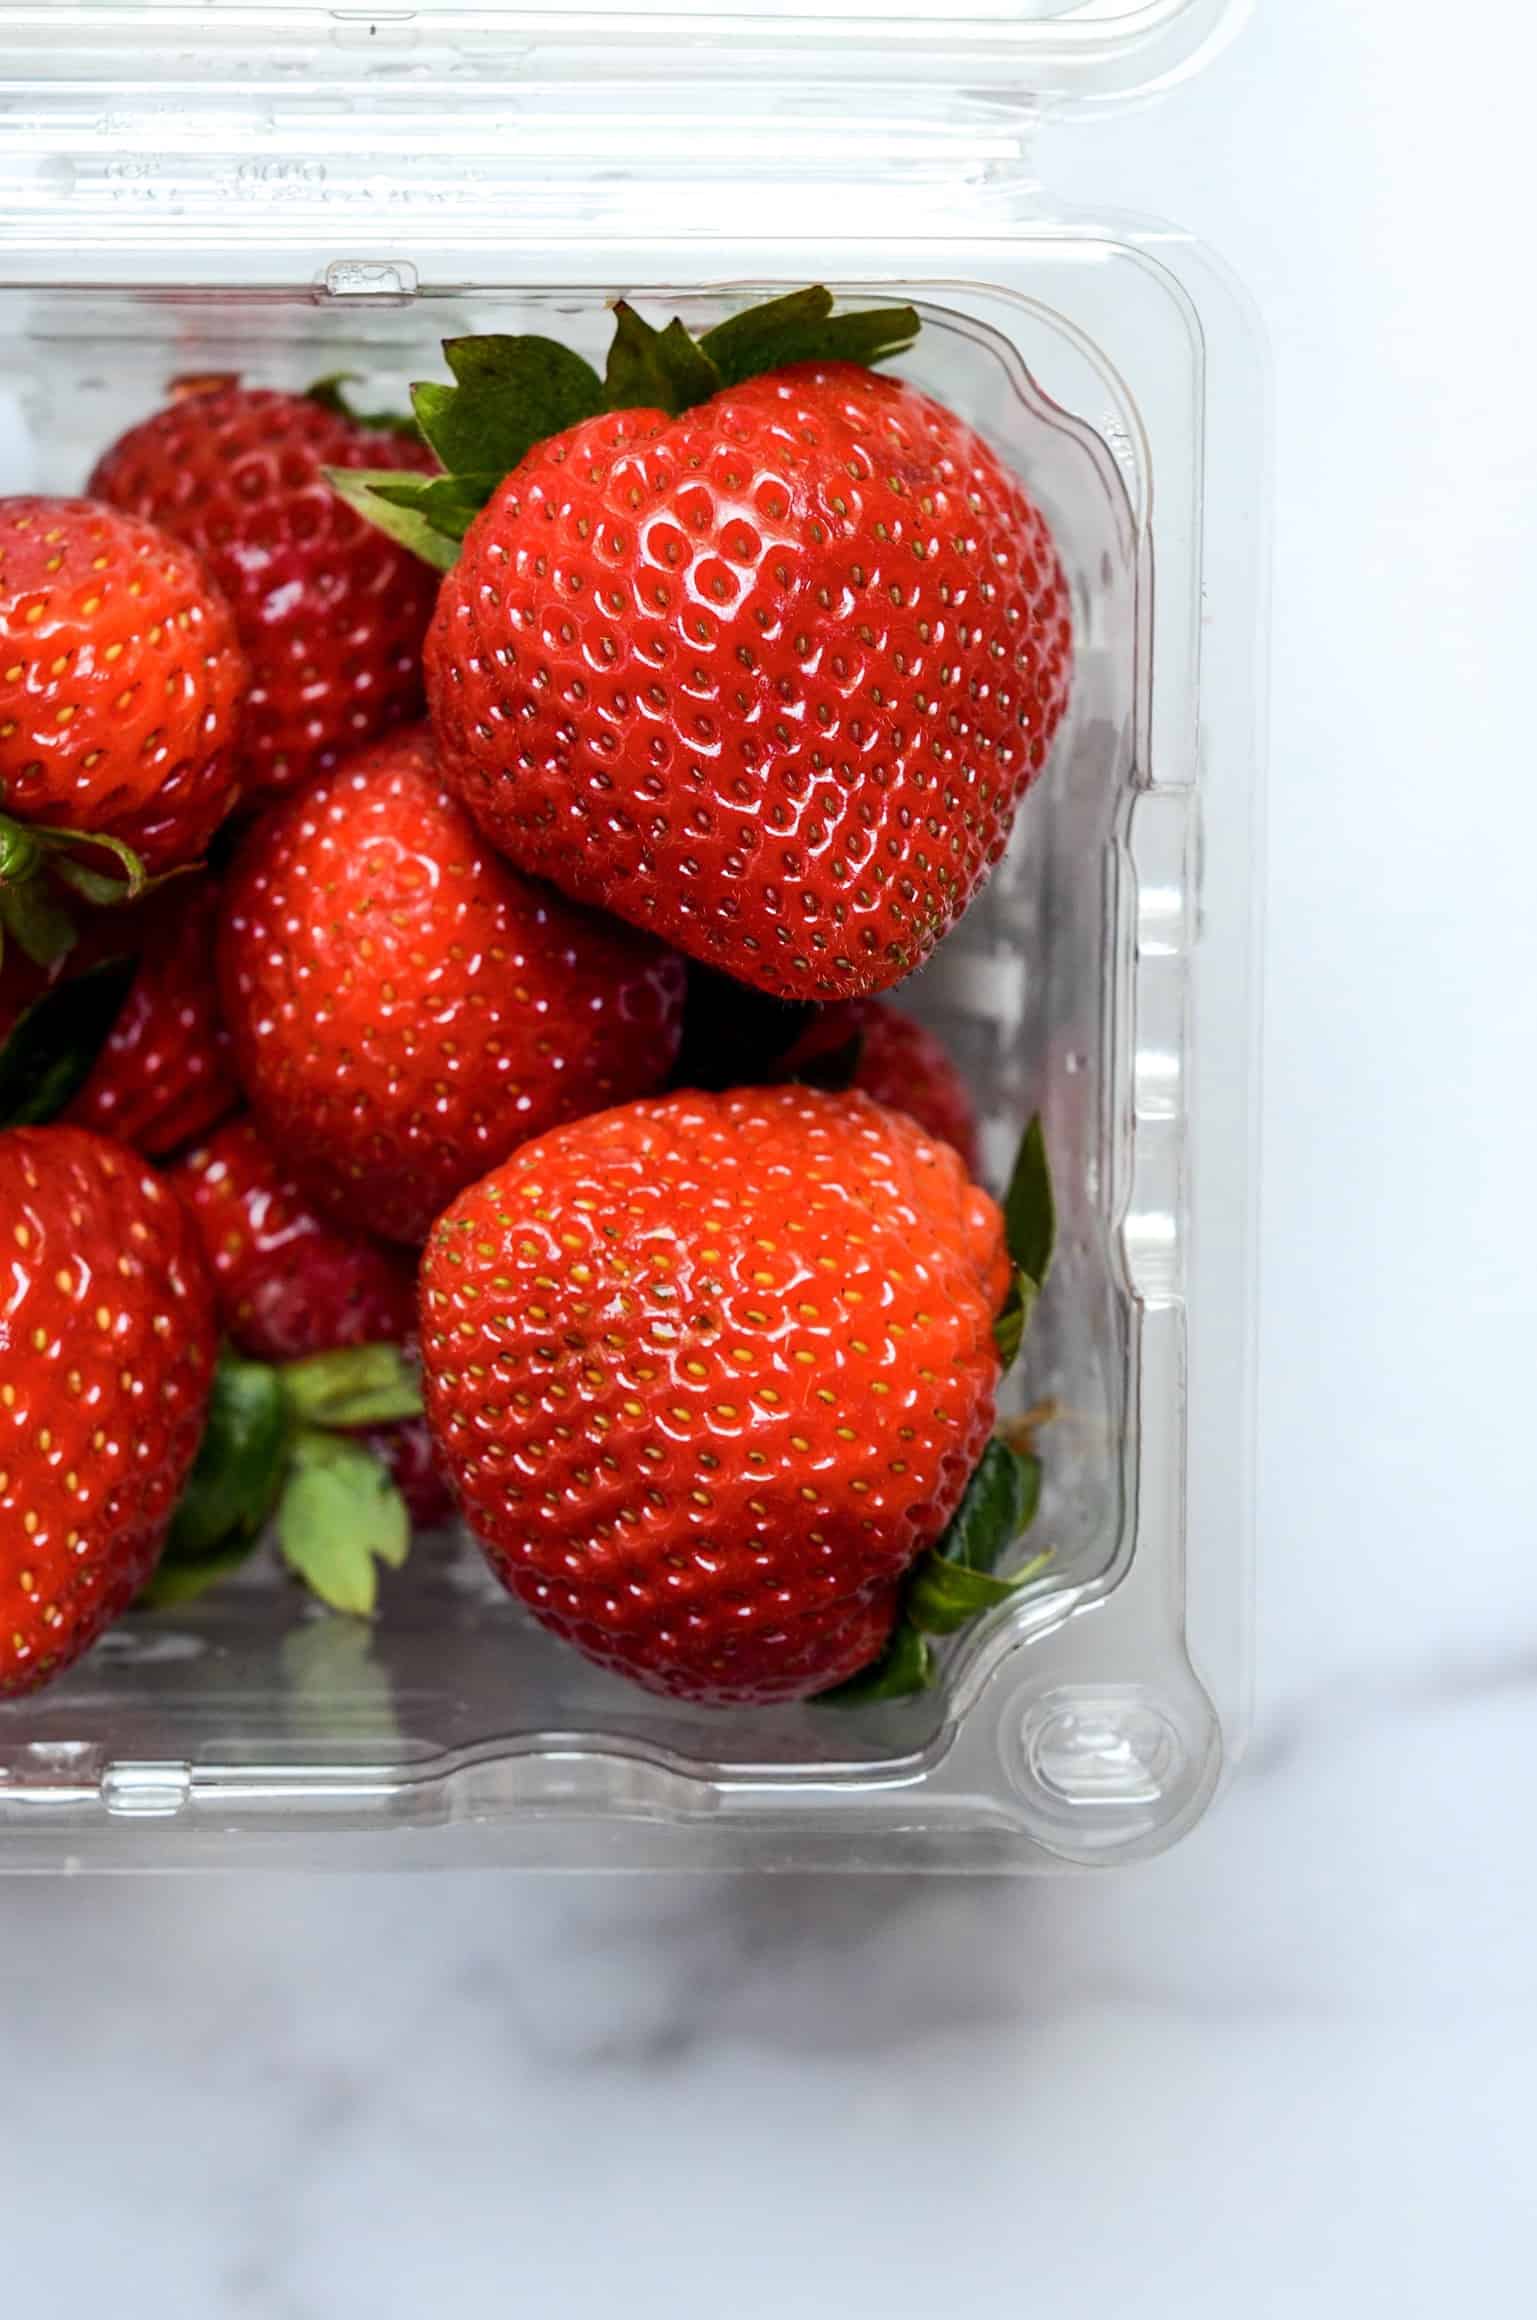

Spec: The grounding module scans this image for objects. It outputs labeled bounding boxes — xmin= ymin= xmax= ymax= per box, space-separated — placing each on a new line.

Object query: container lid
xmin=6 ymin=1 xmax=1246 ymax=104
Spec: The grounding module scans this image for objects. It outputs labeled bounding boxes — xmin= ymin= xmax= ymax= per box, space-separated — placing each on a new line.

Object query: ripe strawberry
xmin=0 ymin=496 xmax=247 ymax=894
xmin=63 ymin=877 xmax=238 ymax=1158
xmin=420 ymin=1085 xmax=1013 ymax=1704
xmin=779 ymin=999 xmax=981 ymax=1176
xmin=169 ymin=1114 xmax=417 ymax=1365
xmin=90 ymin=383 xmax=439 ymax=804
xmin=416 ymin=308 xmax=1071 ymax=1002
xmin=218 ymin=725 xmax=687 ymax=1245
xmin=0 ymin=1125 xmax=217 ymax=1696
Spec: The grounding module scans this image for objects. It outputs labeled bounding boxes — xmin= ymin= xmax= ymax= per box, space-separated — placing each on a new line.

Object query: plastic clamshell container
xmin=0 ymin=0 xmax=1266 ymax=1872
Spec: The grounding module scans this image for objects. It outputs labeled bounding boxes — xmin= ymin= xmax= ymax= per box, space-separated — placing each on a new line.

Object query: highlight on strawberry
xmin=332 ymin=287 xmax=1074 ymax=1005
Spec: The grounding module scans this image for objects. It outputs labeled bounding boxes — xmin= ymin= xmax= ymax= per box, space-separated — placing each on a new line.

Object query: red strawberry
xmin=0 ymin=496 xmax=247 ymax=883
xmin=420 ymin=1085 xmax=1012 ymax=1704
xmin=424 ymin=353 xmax=1071 ymax=1001
xmin=779 ymin=999 xmax=981 ymax=1176
xmin=218 ymin=725 xmax=687 ymax=1245
xmin=64 ymin=877 xmax=238 ymax=1158
xmin=0 ymin=1125 xmax=217 ymax=1695
xmin=169 ymin=1115 xmax=417 ymax=1365
xmin=89 ymin=383 xmax=439 ymax=804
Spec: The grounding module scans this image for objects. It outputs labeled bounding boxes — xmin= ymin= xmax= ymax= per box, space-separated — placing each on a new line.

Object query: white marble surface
xmin=5 ymin=0 xmax=1536 ymax=2310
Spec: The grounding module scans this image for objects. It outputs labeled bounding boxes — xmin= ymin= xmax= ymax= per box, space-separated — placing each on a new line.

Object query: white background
xmin=4 ymin=1 xmax=1536 ymax=2311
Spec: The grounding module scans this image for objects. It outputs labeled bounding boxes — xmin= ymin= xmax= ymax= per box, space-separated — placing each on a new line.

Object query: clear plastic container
xmin=0 ymin=0 xmax=1266 ymax=1871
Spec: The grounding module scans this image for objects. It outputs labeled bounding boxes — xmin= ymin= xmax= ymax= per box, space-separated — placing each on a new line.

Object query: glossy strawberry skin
xmin=168 ymin=1115 xmax=417 ymax=1365
xmin=421 ymin=1086 xmax=1008 ymax=1705
xmin=65 ymin=878 xmax=239 ymax=1159
xmin=0 ymin=497 xmax=247 ymax=870
xmin=426 ymin=363 xmax=1072 ymax=1003
xmin=0 ymin=1126 xmax=217 ymax=1697
xmin=89 ymin=387 xmax=438 ymax=805
xmin=218 ymin=726 xmax=688 ymax=1245
xmin=781 ymin=999 xmax=981 ymax=1177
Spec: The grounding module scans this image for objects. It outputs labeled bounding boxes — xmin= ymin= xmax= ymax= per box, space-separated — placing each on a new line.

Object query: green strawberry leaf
xmin=1004 ymin=1113 xmax=1056 ymax=1286
xmin=165 ymin=1353 xmax=291 ymax=1561
xmin=324 ymin=468 xmax=463 ymax=573
xmin=908 ymin=1551 xmax=1053 ymax=1636
xmin=0 ymin=953 xmax=135 ymax=1129
xmin=935 ymin=1437 xmax=1042 ymax=1576
xmin=0 ymin=871 xmax=77 ymax=970
xmin=367 ymin=470 xmax=500 ymax=542
xmin=277 ymin=1430 xmax=411 ymax=1618
xmin=306 ymin=370 xmax=421 ymax=441
xmin=816 ymin=1440 xmax=1050 ymax=1699
xmin=333 ymin=291 xmax=921 ymax=566
xmin=994 ymin=1114 xmax=1056 ymax=1369
xmin=817 ymin=1619 xmax=934 ymax=1706
xmin=699 ymin=287 xmax=921 ymax=388
xmin=604 ymin=303 xmax=723 ymax=416
xmin=279 ymin=1343 xmax=423 ymax=1431
xmin=411 ymin=334 xmax=605 ymax=478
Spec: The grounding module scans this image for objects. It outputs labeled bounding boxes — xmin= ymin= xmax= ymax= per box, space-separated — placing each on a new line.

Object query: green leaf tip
xmin=815 ymin=1438 xmax=1052 ymax=1706
xmin=994 ymin=1114 xmax=1056 ymax=1370
xmin=162 ymin=1353 xmax=291 ymax=1564
xmin=146 ymin=1343 xmax=422 ymax=1617
xmin=699 ymin=286 xmax=920 ymax=387
xmin=324 ymin=468 xmax=462 ymax=574
xmin=280 ymin=1342 xmax=423 ymax=1431
xmin=605 ymin=303 xmax=724 ymax=417
xmin=0 ymin=953 xmax=134 ymax=1131
xmin=331 ymin=287 xmax=922 ymax=570
xmin=817 ymin=1618 xmax=934 ymax=1706
xmin=278 ymin=1430 xmax=412 ymax=1619
xmin=413 ymin=334 xmax=605 ymax=479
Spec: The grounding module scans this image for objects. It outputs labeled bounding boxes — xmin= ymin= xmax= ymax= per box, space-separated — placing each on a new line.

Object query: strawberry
xmin=420 ymin=1084 xmax=1029 ymax=1705
xmin=169 ymin=1114 xmax=418 ymax=1363
xmin=0 ymin=1125 xmax=217 ymax=1696
xmin=217 ymin=725 xmax=687 ymax=1245
xmin=0 ymin=497 xmax=247 ymax=945
xmin=89 ymin=381 xmax=439 ymax=805
xmin=780 ymin=999 xmax=981 ymax=1176
xmin=165 ymin=1116 xmax=453 ymax=1565
xmin=342 ymin=292 xmax=1072 ymax=1002
xmin=63 ymin=878 xmax=239 ymax=1158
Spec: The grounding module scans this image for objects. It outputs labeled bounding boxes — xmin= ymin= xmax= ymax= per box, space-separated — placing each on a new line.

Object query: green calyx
xmin=0 ymin=810 xmax=158 ymax=976
xmin=820 ymin=1441 xmax=1052 ymax=1705
xmin=993 ymin=1113 xmax=1056 ymax=1371
xmin=822 ymin=1117 xmax=1059 ymax=1705
xmin=0 ymin=955 xmax=137 ymax=1131
xmin=143 ymin=1342 xmax=424 ymax=1617
xmin=326 ymin=285 xmax=922 ymax=574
